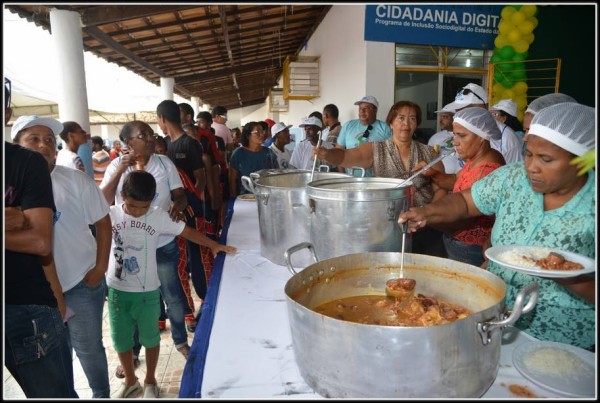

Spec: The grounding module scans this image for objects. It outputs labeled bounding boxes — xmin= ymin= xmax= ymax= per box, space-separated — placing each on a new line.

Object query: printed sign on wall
xmin=365 ymin=5 xmax=503 ymax=49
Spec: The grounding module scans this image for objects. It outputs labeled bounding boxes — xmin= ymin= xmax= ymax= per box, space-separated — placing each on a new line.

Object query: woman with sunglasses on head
xmin=316 ymin=100 xmax=448 ymax=257
xmin=228 ymin=121 xmax=279 ymax=197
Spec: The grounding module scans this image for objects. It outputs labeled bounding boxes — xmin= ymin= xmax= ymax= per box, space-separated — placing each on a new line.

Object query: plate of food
xmin=512 ymin=341 xmax=595 ymax=397
xmin=485 ymin=245 xmax=595 ymax=278
xmin=238 ymin=193 xmax=256 ymax=201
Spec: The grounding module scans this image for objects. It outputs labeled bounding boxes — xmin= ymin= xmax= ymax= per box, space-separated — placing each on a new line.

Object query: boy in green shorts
xmin=108 ymin=171 xmax=237 ymax=398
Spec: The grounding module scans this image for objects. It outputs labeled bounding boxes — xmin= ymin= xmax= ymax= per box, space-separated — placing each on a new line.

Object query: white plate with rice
xmin=485 ymin=245 xmax=595 ymax=278
xmin=512 ymin=341 xmax=595 ymax=397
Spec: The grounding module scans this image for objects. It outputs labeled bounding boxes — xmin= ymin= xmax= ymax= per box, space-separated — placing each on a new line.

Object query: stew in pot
xmin=314 ymin=278 xmax=470 ymax=327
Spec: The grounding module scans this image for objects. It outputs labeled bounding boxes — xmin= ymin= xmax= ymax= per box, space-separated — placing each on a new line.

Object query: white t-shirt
xmin=56 ymin=148 xmax=85 ymax=172
xmin=107 ymin=205 xmax=185 ymax=293
xmin=491 ymin=122 xmax=524 ymax=164
xmin=289 ymin=139 xmax=334 ymax=170
xmin=269 ymin=143 xmax=292 ymax=169
xmin=427 ymin=130 xmax=462 ymax=174
xmin=101 ymin=154 xmax=183 ymax=247
xmin=51 ymin=165 xmax=110 ymax=292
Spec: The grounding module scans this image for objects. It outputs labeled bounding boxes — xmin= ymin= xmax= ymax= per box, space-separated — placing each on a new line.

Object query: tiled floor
xmin=3 ymin=294 xmax=201 ymax=399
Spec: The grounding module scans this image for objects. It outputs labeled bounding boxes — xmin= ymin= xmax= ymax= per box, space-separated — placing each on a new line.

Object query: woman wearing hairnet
xmin=438 ymin=107 xmax=505 ymax=266
xmin=398 ymin=102 xmax=595 ymax=350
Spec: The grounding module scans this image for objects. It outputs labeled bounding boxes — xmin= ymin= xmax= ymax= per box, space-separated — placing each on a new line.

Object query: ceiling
xmin=5 ymin=4 xmax=331 ymax=112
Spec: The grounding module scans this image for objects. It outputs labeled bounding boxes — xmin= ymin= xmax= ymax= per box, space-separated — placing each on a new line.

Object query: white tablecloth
xmin=180 ymin=198 xmax=594 ymax=399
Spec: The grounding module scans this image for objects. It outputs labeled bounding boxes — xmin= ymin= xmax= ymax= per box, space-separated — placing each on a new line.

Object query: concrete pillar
xmin=161 ymin=77 xmax=175 ymax=101
xmin=202 ymin=103 xmax=211 ymax=112
xmin=49 ymin=8 xmax=93 ymax=178
xmin=191 ymin=96 xmax=200 ymax=118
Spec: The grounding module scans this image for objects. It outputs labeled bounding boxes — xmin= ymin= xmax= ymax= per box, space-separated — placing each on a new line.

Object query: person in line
xmin=427 ymin=103 xmax=462 ymax=175
xmin=109 ymin=139 xmax=124 ymax=160
xmin=316 ymin=100 xmax=447 ymax=257
xmin=107 ymin=171 xmax=237 ymax=398
xmin=290 ymin=116 xmax=334 ymax=170
xmin=100 ymin=120 xmax=194 ymax=366
xmin=5 ymin=102 xmax=78 ymax=397
xmin=436 ymin=107 xmax=505 ymax=266
xmin=270 ymin=121 xmax=293 ymax=169
xmin=398 ymin=102 xmax=595 ymax=350
xmin=229 ymin=121 xmax=279 ymax=196
xmin=321 ymin=103 xmax=342 ymax=144
xmin=336 ymin=95 xmax=392 ymax=176
xmin=56 ymin=121 xmax=88 ymax=172
xmin=13 ymin=115 xmax=113 ymax=398
xmin=91 ymin=135 xmax=111 ymax=186
xmin=211 ymin=105 xmax=232 ymax=147
xmin=262 ymin=118 xmax=276 ymax=147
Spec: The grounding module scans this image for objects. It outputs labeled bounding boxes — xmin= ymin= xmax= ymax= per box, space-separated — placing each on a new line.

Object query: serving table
xmin=179 ymin=198 xmax=594 ymax=399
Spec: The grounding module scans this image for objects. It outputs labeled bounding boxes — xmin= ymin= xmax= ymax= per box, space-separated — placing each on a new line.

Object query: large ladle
xmin=396 ymin=150 xmax=456 ymax=187
xmin=310 ymin=137 xmax=323 ymax=182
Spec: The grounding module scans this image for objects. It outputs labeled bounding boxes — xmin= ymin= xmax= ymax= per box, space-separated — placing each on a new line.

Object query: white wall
xmin=394 ymin=80 xmax=440 ymax=131
xmin=227 ymin=5 xmax=397 ymax=131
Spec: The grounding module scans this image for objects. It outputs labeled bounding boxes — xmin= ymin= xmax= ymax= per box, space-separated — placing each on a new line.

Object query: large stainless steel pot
xmin=284 ymin=244 xmax=539 ymax=398
xmin=306 ymin=177 xmax=413 ymax=261
xmin=241 ymin=170 xmax=352 ymax=267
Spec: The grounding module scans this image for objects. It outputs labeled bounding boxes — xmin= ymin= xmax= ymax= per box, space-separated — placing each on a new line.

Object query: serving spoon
xmin=397 ymin=150 xmax=456 ymax=187
xmin=310 ymin=137 xmax=322 ymax=182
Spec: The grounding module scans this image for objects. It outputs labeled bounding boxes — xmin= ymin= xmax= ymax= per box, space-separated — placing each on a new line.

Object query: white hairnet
xmin=452 ymin=107 xmax=502 ymax=141
xmin=529 ymin=102 xmax=595 ymax=156
xmin=525 ymin=93 xmax=577 ymax=115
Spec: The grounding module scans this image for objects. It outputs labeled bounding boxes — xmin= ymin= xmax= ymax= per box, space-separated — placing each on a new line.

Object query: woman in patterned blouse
xmin=398 ymin=102 xmax=595 ymax=350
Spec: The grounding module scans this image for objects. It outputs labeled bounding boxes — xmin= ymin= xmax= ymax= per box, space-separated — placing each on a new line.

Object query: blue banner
xmin=365 ymin=5 xmax=503 ymax=49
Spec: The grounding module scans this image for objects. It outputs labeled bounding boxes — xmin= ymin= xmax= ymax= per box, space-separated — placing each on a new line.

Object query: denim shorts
xmin=107 ymin=288 xmax=161 ymax=353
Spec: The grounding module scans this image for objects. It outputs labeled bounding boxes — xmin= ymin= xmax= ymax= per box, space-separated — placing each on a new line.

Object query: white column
xmin=49 ymin=8 xmax=93 ymax=178
xmin=191 ymin=96 xmax=200 ymax=118
xmin=161 ymin=77 xmax=175 ymax=100
xmin=202 ymin=103 xmax=211 ymax=112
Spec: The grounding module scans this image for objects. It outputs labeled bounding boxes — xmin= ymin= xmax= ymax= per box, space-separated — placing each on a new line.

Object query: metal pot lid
xmin=307 ymin=177 xmax=413 ymax=201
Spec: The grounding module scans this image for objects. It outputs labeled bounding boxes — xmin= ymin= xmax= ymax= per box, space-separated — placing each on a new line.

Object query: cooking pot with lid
xmin=241 ymin=169 xmax=353 ymax=267
xmin=283 ymin=243 xmax=539 ymax=398
xmin=305 ymin=177 xmax=413 ymax=262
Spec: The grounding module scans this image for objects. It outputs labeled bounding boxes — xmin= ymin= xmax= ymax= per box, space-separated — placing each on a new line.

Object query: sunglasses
xmin=5 ymin=77 xmax=11 ymax=109
xmin=362 ymin=124 xmax=373 ymax=139
xmin=459 ymin=88 xmax=486 ymax=105
xmin=134 ymin=131 xmax=154 ymax=140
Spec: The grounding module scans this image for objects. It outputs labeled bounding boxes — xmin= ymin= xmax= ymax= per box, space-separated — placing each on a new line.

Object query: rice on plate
xmin=497 ymin=247 xmax=553 ymax=268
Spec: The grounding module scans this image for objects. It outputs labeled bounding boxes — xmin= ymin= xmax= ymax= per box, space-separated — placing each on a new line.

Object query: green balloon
xmin=512 ymin=53 xmax=527 ymax=62
xmin=490 ymin=54 xmax=503 ymax=63
xmin=499 ymin=46 xmax=515 ymax=59
xmin=500 ymin=76 xmax=514 ymax=89
xmin=497 ymin=62 xmax=515 ymax=72
xmin=510 ymin=69 xmax=527 ymax=80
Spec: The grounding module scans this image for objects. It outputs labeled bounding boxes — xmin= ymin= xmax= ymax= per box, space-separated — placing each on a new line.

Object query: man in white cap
xmin=270 ymin=121 xmax=292 ymax=169
xmin=336 ymin=95 xmax=391 ymax=176
xmin=289 ymin=116 xmax=334 ymax=170
xmin=427 ymin=103 xmax=462 ymax=175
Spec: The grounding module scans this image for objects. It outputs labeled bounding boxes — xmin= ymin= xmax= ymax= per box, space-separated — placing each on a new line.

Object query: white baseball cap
xmin=490 ymin=99 xmax=517 ymax=117
xmin=299 ymin=116 xmax=322 ymax=129
xmin=271 ymin=121 xmax=292 ymax=137
xmin=11 ymin=115 xmax=64 ymax=140
xmin=445 ymin=83 xmax=487 ymax=111
xmin=354 ymin=95 xmax=379 ymax=109
xmin=435 ymin=103 xmax=456 ymax=114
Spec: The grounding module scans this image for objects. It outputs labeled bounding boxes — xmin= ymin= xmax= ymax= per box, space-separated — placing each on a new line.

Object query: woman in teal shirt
xmin=398 ymin=102 xmax=595 ymax=349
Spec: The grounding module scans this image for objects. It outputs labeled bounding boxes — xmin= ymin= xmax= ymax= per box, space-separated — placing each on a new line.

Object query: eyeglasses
xmin=5 ymin=77 xmax=11 ymax=109
xmin=219 ymin=114 xmax=228 ymax=120
xmin=362 ymin=124 xmax=373 ymax=139
xmin=134 ymin=131 xmax=154 ymax=140
xmin=490 ymin=111 xmax=501 ymax=117
xmin=459 ymin=87 xmax=486 ymax=105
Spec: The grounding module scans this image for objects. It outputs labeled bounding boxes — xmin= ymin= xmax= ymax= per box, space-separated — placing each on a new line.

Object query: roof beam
xmin=80 ymin=5 xmax=197 ymax=27
xmin=176 ymin=60 xmax=276 ymax=84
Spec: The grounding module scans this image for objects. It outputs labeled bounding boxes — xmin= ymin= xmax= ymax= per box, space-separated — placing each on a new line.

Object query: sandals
xmin=115 ymin=357 xmax=141 ymax=379
xmin=143 ymin=383 xmax=160 ymax=398
xmin=111 ymin=379 xmax=142 ymax=398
